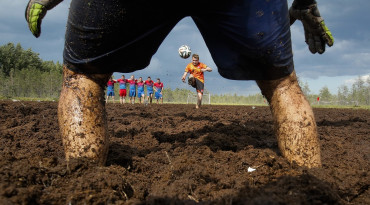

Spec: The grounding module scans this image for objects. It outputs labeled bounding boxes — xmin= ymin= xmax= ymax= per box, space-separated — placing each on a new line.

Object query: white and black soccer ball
xmin=178 ymin=45 xmax=191 ymax=59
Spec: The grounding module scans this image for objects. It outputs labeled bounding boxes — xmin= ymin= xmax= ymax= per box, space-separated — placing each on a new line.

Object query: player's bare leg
xmin=256 ymin=71 xmax=321 ymax=168
xmin=196 ymin=92 xmax=203 ymax=109
xmin=58 ymin=66 xmax=111 ymax=166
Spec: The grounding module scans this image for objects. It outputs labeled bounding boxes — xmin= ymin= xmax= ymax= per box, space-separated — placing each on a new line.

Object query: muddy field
xmin=0 ymin=100 xmax=369 ymax=204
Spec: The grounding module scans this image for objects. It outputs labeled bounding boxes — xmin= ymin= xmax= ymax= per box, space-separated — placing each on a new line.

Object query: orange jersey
xmin=185 ymin=62 xmax=207 ymax=83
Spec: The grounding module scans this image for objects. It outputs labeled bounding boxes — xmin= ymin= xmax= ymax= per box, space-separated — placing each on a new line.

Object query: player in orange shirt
xmin=181 ymin=54 xmax=212 ymax=109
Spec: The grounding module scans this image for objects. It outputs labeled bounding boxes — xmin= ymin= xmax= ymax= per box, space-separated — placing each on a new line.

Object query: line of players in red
xmin=106 ymin=75 xmax=164 ymax=104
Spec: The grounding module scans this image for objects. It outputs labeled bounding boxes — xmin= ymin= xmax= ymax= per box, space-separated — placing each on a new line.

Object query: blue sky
xmin=1 ymin=0 xmax=369 ymax=95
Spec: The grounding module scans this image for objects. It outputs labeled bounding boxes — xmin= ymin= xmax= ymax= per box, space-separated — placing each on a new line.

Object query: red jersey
xmin=117 ymin=79 xmax=126 ymax=84
xmin=145 ymin=80 xmax=154 ymax=87
xmin=127 ymin=79 xmax=137 ymax=90
xmin=154 ymin=82 xmax=163 ymax=91
xmin=116 ymin=79 xmax=127 ymax=89
xmin=137 ymin=81 xmax=145 ymax=91
xmin=126 ymin=79 xmax=136 ymax=85
xmin=107 ymin=79 xmax=116 ymax=86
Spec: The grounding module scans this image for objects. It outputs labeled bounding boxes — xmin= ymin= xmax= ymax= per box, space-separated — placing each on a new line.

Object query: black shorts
xmin=195 ymin=79 xmax=204 ymax=94
xmin=64 ymin=0 xmax=293 ymax=80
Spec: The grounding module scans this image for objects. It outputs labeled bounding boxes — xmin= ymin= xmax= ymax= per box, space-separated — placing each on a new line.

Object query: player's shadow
xmin=152 ymin=120 xmax=277 ymax=153
xmin=143 ymin=173 xmax=341 ymax=204
xmin=316 ymin=117 xmax=367 ymax=127
xmin=107 ymin=119 xmax=277 ymax=167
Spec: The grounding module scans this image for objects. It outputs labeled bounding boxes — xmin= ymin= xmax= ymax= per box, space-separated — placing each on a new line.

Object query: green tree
xmin=163 ymin=87 xmax=174 ymax=102
xmin=319 ymin=86 xmax=332 ymax=102
xmin=351 ymin=76 xmax=370 ymax=105
xmin=298 ymin=79 xmax=311 ymax=97
xmin=301 ymin=81 xmax=311 ymax=97
xmin=337 ymin=84 xmax=349 ymax=104
xmin=0 ymin=43 xmax=43 ymax=76
xmin=0 ymin=42 xmax=63 ymax=99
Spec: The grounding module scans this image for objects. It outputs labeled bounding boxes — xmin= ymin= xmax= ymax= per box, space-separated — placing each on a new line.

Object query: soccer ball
xmin=178 ymin=45 xmax=191 ymax=59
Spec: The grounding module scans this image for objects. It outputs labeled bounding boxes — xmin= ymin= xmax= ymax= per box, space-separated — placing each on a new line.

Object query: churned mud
xmin=0 ymin=101 xmax=369 ymax=204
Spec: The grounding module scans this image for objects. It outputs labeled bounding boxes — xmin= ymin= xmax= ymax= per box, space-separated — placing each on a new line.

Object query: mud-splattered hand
xmin=289 ymin=1 xmax=334 ymax=54
xmin=25 ymin=0 xmax=63 ymax=38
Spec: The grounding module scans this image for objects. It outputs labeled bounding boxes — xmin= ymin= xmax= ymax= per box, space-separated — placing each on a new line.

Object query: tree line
xmin=299 ymin=78 xmax=370 ymax=106
xmin=0 ymin=43 xmax=63 ymax=99
xmin=1 ymin=42 xmax=369 ymax=105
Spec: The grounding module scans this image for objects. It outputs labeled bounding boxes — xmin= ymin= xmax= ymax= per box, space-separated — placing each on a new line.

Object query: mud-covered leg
xmin=58 ymin=66 xmax=112 ymax=166
xmin=196 ymin=92 xmax=202 ymax=109
xmin=256 ymin=71 xmax=321 ymax=168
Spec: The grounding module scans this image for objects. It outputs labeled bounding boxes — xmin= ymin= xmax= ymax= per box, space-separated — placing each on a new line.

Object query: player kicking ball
xmin=182 ymin=54 xmax=212 ymax=109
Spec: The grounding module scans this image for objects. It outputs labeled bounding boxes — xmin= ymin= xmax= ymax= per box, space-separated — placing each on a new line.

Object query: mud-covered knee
xmin=256 ymin=71 xmax=299 ymax=101
xmin=62 ymin=65 xmax=112 ymax=90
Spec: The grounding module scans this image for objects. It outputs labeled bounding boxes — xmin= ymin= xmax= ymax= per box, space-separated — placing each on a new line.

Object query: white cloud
xmin=342 ymin=53 xmax=370 ymax=67
xmin=327 ymin=39 xmax=353 ymax=52
xmin=345 ymin=74 xmax=370 ymax=85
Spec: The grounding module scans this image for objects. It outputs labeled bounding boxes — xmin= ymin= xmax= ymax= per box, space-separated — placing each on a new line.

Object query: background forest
xmin=1 ymin=43 xmax=369 ymax=106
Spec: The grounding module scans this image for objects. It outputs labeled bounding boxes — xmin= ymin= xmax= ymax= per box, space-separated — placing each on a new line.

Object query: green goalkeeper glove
xmin=289 ymin=0 xmax=334 ymax=54
xmin=25 ymin=0 xmax=63 ymax=38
